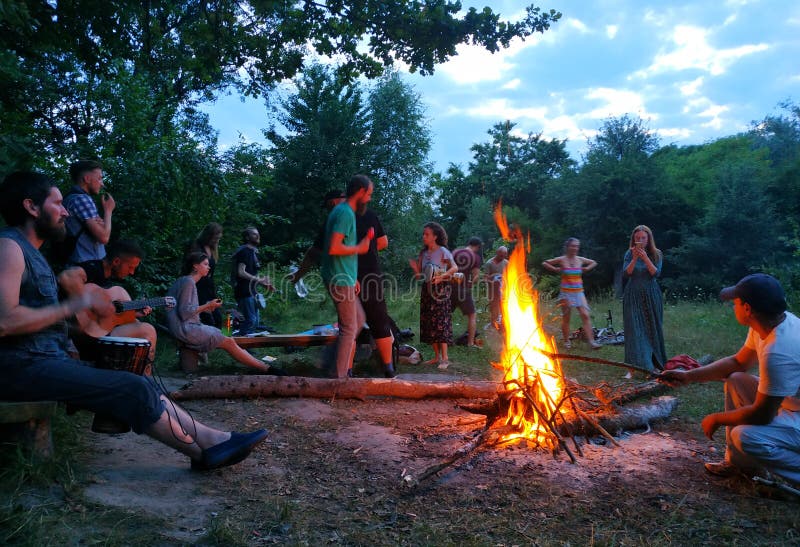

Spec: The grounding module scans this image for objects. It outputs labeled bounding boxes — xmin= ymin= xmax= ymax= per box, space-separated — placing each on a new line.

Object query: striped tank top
xmin=560 ymin=267 xmax=583 ymax=293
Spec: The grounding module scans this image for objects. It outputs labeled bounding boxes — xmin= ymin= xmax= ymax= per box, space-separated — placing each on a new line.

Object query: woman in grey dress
xmin=167 ymin=252 xmax=286 ymax=374
xmin=622 ymin=225 xmax=667 ymax=376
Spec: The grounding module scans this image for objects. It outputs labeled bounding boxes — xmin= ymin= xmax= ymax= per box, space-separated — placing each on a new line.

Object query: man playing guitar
xmin=58 ymin=240 xmax=160 ymax=368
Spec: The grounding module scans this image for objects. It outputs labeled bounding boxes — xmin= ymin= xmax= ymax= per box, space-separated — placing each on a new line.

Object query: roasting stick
xmin=538 ymin=349 xmax=659 ymax=378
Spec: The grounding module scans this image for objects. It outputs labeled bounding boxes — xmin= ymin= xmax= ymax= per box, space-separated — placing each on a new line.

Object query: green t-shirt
xmin=321 ymin=202 xmax=357 ymax=286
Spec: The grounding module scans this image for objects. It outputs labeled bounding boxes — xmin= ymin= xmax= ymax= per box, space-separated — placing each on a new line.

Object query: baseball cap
xmin=322 ymin=190 xmax=345 ymax=204
xmin=719 ymin=273 xmax=787 ymax=315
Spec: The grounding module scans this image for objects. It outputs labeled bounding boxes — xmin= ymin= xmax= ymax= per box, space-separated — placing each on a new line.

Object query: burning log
xmin=409 ymin=395 xmax=678 ymax=486
xmin=170 ymin=375 xmax=501 ymax=401
xmin=459 ymin=388 xmax=677 ymax=441
xmin=586 ymin=395 xmax=678 ymax=435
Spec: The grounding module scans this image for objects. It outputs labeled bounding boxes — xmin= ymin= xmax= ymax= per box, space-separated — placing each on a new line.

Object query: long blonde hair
xmin=628 ymin=225 xmax=660 ymax=261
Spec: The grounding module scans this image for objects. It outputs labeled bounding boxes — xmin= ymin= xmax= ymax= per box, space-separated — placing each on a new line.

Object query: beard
xmin=34 ymin=209 xmax=66 ymax=242
xmin=356 ymin=202 xmax=368 ymax=216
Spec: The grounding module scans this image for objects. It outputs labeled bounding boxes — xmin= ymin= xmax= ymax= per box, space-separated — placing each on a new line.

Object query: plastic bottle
xmin=289 ymin=265 xmax=308 ymax=298
xmin=222 ymin=313 xmax=232 ymax=336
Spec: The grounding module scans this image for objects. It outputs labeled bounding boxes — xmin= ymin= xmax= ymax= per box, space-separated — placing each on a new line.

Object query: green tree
xmin=0 ymin=1 xmax=559 ymax=160
xmin=263 ymin=64 xmax=369 ymax=260
xmin=364 ymin=70 xmax=433 ymax=215
xmin=666 ymin=159 xmax=787 ymax=296
xmin=435 ymin=121 xmax=572 ymax=239
xmin=539 ymin=115 xmax=667 ymax=290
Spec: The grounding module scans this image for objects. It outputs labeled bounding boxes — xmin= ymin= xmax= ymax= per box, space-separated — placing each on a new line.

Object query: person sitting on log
xmin=0 ymin=170 xmax=268 ymax=470
xmin=166 ymin=251 xmax=287 ymax=375
xmin=659 ymin=274 xmax=800 ymax=485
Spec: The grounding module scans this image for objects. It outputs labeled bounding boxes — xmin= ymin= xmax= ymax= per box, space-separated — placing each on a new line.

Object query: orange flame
xmin=494 ymin=205 xmax=565 ymax=448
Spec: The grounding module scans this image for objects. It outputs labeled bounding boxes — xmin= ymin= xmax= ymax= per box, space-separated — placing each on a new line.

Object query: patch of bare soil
xmin=77 ymin=375 xmax=800 ymax=545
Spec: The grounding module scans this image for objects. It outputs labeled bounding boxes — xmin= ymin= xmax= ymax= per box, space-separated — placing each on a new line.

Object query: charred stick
xmin=563 ymin=392 xmax=585 ymax=457
xmin=577 ymin=409 xmax=621 ymax=447
xmin=411 ymin=427 xmax=493 ymax=485
xmin=509 ymin=378 xmax=576 ymax=463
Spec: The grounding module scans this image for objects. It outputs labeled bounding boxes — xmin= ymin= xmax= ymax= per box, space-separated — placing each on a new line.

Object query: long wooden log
xmin=170 ymin=375 xmax=502 ymax=401
xmin=593 ymin=381 xmax=670 ymax=407
xmin=579 ymin=396 xmax=678 ymax=435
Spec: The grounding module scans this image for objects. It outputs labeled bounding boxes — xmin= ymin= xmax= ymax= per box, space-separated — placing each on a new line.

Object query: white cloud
xmin=723 ymin=14 xmax=737 ymax=26
xmin=637 ymin=25 xmax=769 ymax=77
xmin=541 ymin=115 xmax=591 ymax=143
xmin=643 ymin=9 xmax=669 ymax=27
xmin=682 ymin=97 xmax=730 ymax=130
xmin=566 ymin=18 xmax=589 ymax=33
xmin=699 ymin=104 xmax=730 ymax=129
xmin=464 ymin=98 xmax=548 ymax=121
xmin=606 ymin=25 xmax=619 ymax=39
xmin=679 ymin=77 xmax=704 ymax=96
xmin=658 ymin=127 xmax=693 ymax=139
xmin=584 ymin=87 xmax=657 ymax=120
xmin=502 ymin=78 xmax=522 ymax=90
xmin=438 ymin=37 xmax=530 ymax=84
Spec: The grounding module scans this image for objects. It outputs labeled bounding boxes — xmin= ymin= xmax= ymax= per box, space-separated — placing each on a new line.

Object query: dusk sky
xmin=202 ymin=0 xmax=800 ymax=171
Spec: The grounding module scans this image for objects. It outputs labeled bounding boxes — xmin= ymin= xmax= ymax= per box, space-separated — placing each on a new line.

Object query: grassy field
xmin=163 ymin=285 xmax=744 ymax=420
xmin=0 ymin=287 xmax=768 ymax=545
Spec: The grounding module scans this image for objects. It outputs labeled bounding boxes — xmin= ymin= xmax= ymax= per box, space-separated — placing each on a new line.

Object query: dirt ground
xmin=68 ymin=373 xmax=800 ymax=545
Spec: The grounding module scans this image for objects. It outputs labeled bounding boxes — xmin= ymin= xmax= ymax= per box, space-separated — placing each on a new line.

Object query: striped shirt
xmin=560 ymin=267 xmax=584 ymax=293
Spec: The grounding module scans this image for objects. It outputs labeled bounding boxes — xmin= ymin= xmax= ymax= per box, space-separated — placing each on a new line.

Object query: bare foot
xmin=423 ymin=358 xmax=439 ymax=365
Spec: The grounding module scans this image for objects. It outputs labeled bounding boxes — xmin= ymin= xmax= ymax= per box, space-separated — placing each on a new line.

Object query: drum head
xmin=96 ymin=336 xmax=151 ymax=346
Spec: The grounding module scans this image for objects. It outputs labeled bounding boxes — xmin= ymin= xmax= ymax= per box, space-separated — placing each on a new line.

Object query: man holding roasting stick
xmin=659 ymin=274 xmax=800 ymax=489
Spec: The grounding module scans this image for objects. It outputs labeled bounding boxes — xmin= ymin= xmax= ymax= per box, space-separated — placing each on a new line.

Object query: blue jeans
xmin=237 ymin=296 xmax=258 ymax=334
xmin=0 ymin=352 xmax=164 ymax=434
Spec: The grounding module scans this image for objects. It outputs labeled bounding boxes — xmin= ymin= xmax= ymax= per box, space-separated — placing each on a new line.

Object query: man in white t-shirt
xmin=660 ymin=273 xmax=800 ymax=484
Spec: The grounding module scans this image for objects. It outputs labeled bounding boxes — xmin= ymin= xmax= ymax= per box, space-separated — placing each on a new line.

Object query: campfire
xmin=494 ymin=207 xmax=568 ymax=452
xmin=172 ymin=204 xmax=681 ymax=485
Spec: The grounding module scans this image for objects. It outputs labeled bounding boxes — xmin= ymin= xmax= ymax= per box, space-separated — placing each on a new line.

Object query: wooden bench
xmin=232 ymin=333 xmax=338 ymax=349
xmin=0 ymin=401 xmax=57 ymax=458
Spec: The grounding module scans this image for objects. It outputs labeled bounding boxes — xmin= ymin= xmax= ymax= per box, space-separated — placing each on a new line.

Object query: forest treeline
xmin=2 ymin=2 xmax=798 ymax=302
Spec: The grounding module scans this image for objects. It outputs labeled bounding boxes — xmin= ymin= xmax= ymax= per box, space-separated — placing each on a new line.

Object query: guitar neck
xmin=116 ymin=297 xmax=173 ymax=312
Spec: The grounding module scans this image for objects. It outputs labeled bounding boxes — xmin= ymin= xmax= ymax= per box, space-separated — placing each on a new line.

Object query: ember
xmin=494 ymin=206 xmax=569 ymax=452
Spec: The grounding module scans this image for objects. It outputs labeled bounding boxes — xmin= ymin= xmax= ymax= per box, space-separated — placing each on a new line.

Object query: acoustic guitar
xmin=74 ymin=284 xmax=176 ymax=338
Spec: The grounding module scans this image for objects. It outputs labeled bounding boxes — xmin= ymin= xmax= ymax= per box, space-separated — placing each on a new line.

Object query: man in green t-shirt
xmin=321 ymin=174 xmax=374 ymax=378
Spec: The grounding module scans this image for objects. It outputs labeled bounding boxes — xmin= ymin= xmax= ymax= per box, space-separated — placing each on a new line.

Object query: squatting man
xmin=659 ymin=274 xmax=800 ymax=485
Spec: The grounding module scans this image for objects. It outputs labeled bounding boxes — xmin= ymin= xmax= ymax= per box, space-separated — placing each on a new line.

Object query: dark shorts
xmin=0 ymin=352 xmax=164 ymax=434
xmin=358 ymin=275 xmax=392 ymax=339
xmin=451 ymin=282 xmax=476 ymax=315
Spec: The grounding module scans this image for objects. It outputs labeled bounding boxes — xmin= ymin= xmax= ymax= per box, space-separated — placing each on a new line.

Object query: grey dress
xmin=166 ymin=276 xmax=225 ymax=353
xmin=622 ymin=250 xmax=666 ymax=371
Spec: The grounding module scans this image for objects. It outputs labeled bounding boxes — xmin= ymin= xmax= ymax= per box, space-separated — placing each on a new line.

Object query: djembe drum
xmin=90 ymin=336 xmax=152 ymax=434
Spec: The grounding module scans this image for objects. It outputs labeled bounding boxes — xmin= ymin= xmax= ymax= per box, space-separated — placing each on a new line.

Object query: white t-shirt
xmin=744 ymin=311 xmax=800 ymax=411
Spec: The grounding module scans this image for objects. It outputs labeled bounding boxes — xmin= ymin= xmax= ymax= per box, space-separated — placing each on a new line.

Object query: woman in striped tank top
xmin=542 ymin=238 xmax=601 ymax=349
